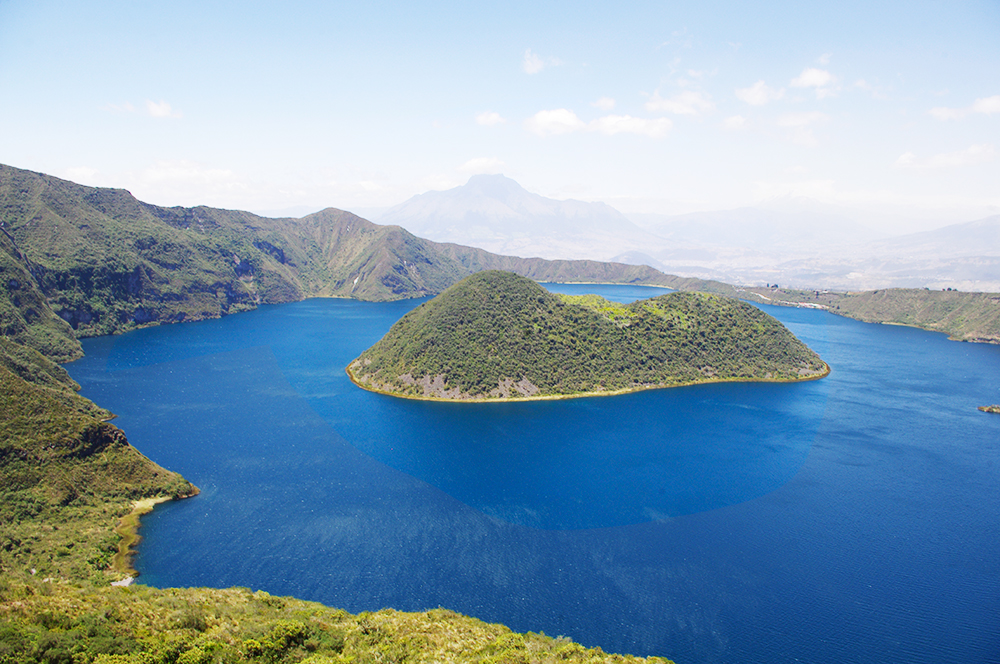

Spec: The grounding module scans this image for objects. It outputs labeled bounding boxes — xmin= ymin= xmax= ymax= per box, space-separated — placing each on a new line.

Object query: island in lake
xmin=347 ymin=270 xmax=829 ymax=401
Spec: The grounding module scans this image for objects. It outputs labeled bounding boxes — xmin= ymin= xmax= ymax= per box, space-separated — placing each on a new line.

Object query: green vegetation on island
xmin=348 ymin=271 xmax=828 ymax=400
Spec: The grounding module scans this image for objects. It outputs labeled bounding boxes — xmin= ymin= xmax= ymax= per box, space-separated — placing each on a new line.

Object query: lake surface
xmin=67 ymin=284 xmax=1000 ymax=663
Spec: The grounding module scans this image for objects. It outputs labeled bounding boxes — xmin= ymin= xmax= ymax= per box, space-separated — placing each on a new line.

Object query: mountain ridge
xmin=0 ymin=164 xmax=685 ymax=337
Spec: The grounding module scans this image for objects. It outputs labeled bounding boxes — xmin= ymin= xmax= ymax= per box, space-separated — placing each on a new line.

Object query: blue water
xmin=66 ymin=285 xmax=1000 ymax=663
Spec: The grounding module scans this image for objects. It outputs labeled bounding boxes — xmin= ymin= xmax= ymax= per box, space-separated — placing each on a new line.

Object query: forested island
xmin=348 ymin=271 xmax=829 ymax=400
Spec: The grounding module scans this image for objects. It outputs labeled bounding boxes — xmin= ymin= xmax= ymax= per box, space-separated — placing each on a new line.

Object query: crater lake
xmin=65 ymin=284 xmax=1000 ymax=664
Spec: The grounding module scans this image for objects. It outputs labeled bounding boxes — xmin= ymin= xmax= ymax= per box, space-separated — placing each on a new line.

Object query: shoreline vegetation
xmin=346 ymin=360 xmax=830 ymax=403
xmin=111 ymin=490 xmax=201 ymax=581
xmin=348 ymin=272 xmax=829 ymax=402
xmin=979 ymin=405 xmax=1000 ymax=414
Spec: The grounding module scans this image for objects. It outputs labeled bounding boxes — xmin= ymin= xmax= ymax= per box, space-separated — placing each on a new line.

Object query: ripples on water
xmin=67 ymin=284 xmax=1000 ymax=663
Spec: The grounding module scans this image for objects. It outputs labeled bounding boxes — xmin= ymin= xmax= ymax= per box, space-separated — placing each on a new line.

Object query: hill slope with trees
xmin=0 ymin=164 xmax=683 ymax=338
xmin=348 ymin=271 xmax=828 ymax=400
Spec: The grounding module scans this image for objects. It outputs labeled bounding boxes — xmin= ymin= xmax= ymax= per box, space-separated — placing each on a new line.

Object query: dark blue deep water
xmin=66 ymin=284 xmax=1000 ymax=663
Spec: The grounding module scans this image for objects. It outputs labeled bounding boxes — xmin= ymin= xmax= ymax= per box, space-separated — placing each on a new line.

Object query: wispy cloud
xmin=525 ymin=109 xmax=671 ymax=138
xmin=658 ymin=28 xmax=693 ymax=49
xmin=644 ymin=90 xmax=714 ymax=115
xmin=524 ymin=109 xmax=587 ymax=135
xmin=522 ymin=48 xmax=562 ymax=74
xmin=790 ymin=68 xmax=837 ymax=99
xmin=929 ymin=95 xmax=1000 ymax=120
xmin=104 ymin=102 xmax=136 ymax=113
xmin=475 ymin=111 xmax=506 ymax=126
xmin=146 ymin=100 xmax=182 ymax=118
xmin=854 ymin=79 xmax=888 ymax=100
xmin=894 ymin=144 xmax=996 ymax=169
xmin=735 ymin=80 xmax=784 ymax=106
xmin=458 ymin=157 xmax=505 ymax=175
xmin=591 ymin=97 xmax=616 ymax=111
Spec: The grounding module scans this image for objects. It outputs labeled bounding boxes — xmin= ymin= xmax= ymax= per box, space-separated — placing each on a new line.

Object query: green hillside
xmin=0 ymin=164 xmax=685 ymax=338
xmin=348 ymin=271 xmax=828 ymax=400
xmin=726 ymin=285 xmax=1000 ymax=344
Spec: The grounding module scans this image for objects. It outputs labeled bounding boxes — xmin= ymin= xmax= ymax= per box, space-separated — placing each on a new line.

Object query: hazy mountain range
xmin=377 ymin=174 xmax=669 ymax=262
xmin=377 ymin=175 xmax=1000 ymax=292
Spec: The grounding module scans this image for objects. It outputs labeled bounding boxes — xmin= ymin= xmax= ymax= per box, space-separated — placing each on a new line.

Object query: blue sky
xmin=1 ymin=0 xmax=998 ymax=229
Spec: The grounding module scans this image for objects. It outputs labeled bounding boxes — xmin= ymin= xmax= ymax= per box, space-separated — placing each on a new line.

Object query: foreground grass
xmin=0 ymin=579 xmax=673 ymax=664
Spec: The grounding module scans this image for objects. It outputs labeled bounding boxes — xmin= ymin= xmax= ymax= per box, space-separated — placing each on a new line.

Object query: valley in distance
xmin=347 ymin=271 xmax=829 ymax=401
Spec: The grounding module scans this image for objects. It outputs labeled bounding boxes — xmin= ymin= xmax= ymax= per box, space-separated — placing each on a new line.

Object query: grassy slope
xmin=0 ymin=230 xmax=81 ymax=362
xmin=722 ymin=285 xmax=1000 ymax=344
xmin=0 ymin=584 xmax=671 ymax=664
xmin=0 ymin=164 xmax=686 ymax=339
xmin=348 ymin=271 xmax=827 ymax=400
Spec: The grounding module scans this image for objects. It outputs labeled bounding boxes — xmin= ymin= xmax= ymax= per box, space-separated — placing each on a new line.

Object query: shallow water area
xmin=66 ymin=285 xmax=1000 ymax=663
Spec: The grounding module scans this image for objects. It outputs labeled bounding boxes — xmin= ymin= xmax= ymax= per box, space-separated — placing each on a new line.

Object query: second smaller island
xmin=347 ymin=271 xmax=829 ymax=401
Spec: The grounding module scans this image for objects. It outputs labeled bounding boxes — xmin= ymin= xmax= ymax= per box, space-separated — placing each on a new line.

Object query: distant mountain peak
xmin=376 ymin=174 xmax=658 ymax=262
xmin=455 ymin=173 xmax=527 ymax=204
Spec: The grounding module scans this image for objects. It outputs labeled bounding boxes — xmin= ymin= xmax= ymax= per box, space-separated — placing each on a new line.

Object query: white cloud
xmin=791 ymin=68 xmax=832 ymax=88
xmin=591 ymin=96 xmax=616 ymax=111
xmin=523 ymin=48 xmax=544 ymax=74
xmin=589 ymin=115 xmax=672 ymax=138
xmin=524 ymin=108 xmax=587 ymax=135
xmin=931 ymin=95 xmax=1000 ymax=120
xmin=146 ymin=100 xmax=181 ymax=118
xmin=790 ymin=68 xmax=837 ymax=99
xmin=644 ymin=90 xmax=715 ymax=115
xmin=475 ymin=111 xmax=506 ymax=126
xmin=818 ymin=53 xmax=832 ymax=65
xmin=735 ymin=80 xmax=784 ymax=106
xmin=525 ymin=109 xmax=671 ymax=138
xmin=458 ymin=157 xmax=505 ymax=175
xmin=894 ymin=144 xmax=996 ymax=169
xmin=971 ymin=95 xmax=1000 ymax=114
xmin=522 ymin=48 xmax=562 ymax=74
xmin=723 ymin=115 xmax=747 ymax=130
xmin=929 ymin=107 xmax=965 ymax=121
